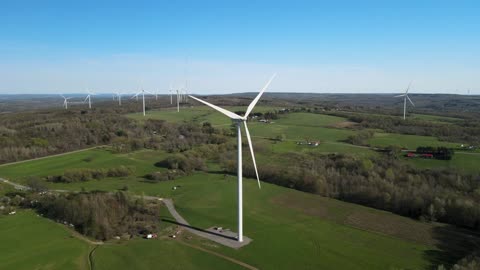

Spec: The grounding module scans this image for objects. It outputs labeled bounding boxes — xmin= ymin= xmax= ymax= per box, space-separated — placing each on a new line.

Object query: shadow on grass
xmin=424 ymin=225 xmax=480 ymax=269
xmin=161 ymin=218 xmax=237 ymax=241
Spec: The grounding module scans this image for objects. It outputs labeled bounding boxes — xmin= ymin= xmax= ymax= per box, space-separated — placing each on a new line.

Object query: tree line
xmin=46 ymin=166 xmax=135 ymax=183
xmin=331 ymin=112 xmax=480 ymax=146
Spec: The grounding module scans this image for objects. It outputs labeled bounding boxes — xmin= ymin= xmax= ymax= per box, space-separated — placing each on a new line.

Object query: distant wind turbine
xmin=394 ymin=82 xmax=415 ymax=120
xmin=132 ymin=88 xmax=153 ymax=116
xmin=60 ymin=94 xmax=72 ymax=109
xmin=169 ymin=83 xmax=173 ymax=105
xmin=84 ymin=90 xmax=96 ymax=109
xmin=176 ymin=89 xmax=180 ymax=112
xmin=114 ymin=92 xmax=123 ymax=106
xmin=189 ymin=73 xmax=276 ymax=242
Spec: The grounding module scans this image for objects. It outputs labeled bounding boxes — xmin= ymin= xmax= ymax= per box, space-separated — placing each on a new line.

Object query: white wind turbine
xmin=189 ymin=74 xmax=276 ymax=242
xmin=176 ymin=89 xmax=180 ymax=112
xmin=182 ymin=88 xmax=188 ymax=103
xmin=84 ymin=90 xmax=96 ymax=109
xmin=60 ymin=94 xmax=72 ymax=109
xmin=114 ymin=91 xmax=123 ymax=106
xmin=394 ymin=82 xmax=414 ymax=120
xmin=132 ymin=88 xmax=153 ymax=116
xmin=169 ymin=83 xmax=173 ymax=105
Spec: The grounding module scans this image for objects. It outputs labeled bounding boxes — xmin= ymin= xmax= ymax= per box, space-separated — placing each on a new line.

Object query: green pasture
xmin=403 ymin=152 xmax=480 ymax=173
xmin=0 ymin=211 xmax=91 ymax=270
xmin=94 ymin=239 xmax=246 ymax=270
xmin=0 ymin=148 xmax=167 ymax=185
xmin=0 ymin=181 xmax=14 ymax=196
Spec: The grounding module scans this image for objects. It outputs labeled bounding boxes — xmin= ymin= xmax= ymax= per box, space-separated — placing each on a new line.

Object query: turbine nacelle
xmin=188 ymin=73 xmax=276 ymax=189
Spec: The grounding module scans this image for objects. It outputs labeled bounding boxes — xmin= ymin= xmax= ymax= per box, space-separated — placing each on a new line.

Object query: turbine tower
xmin=189 ymin=74 xmax=276 ymax=242
xmin=132 ymin=88 xmax=152 ymax=116
xmin=394 ymin=82 xmax=415 ymax=120
xmin=115 ymin=92 xmax=122 ymax=106
xmin=84 ymin=90 xmax=95 ymax=109
xmin=176 ymin=89 xmax=180 ymax=112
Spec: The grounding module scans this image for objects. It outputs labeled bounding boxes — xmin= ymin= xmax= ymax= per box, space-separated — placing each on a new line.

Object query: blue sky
xmin=0 ymin=0 xmax=479 ymax=94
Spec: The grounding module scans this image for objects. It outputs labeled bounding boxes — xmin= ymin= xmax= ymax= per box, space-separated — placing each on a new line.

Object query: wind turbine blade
xmin=244 ymin=122 xmax=261 ymax=189
xmin=59 ymin=94 xmax=65 ymax=99
xmin=84 ymin=95 xmax=90 ymax=102
xmin=405 ymin=81 xmax=412 ymax=94
xmin=394 ymin=94 xmax=405 ymax=98
xmin=406 ymin=95 xmax=415 ymax=106
xmin=189 ymin=95 xmax=243 ymax=119
xmin=245 ymin=73 xmax=276 ymax=117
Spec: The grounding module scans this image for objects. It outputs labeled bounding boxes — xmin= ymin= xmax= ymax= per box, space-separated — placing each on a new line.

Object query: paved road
xmin=161 ymin=198 xmax=251 ymax=249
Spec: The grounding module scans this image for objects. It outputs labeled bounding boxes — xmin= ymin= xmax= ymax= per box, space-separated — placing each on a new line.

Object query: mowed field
xmin=0 ymin=211 xmax=91 ymax=270
xmin=0 ymin=148 xmax=476 ymax=269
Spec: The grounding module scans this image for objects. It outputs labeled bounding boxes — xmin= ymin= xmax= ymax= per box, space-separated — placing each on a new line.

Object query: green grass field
xmin=403 ymin=152 xmax=480 ymax=173
xmin=0 ymin=211 xmax=91 ymax=270
xmin=0 ymin=148 xmax=469 ymax=269
xmin=0 ymin=148 xmax=166 ymax=185
xmin=94 ymin=239 xmax=247 ymax=270
xmin=0 ymin=181 xmax=14 ymax=196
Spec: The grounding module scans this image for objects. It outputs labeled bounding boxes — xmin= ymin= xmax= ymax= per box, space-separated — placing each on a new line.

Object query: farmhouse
xmin=297 ymin=140 xmax=320 ymax=147
xmin=406 ymin=152 xmax=416 ymax=158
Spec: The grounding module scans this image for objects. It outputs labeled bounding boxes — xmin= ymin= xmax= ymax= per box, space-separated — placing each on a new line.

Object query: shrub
xmin=145 ymin=172 xmax=169 ymax=182
xmin=46 ymin=166 xmax=135 ymax=183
